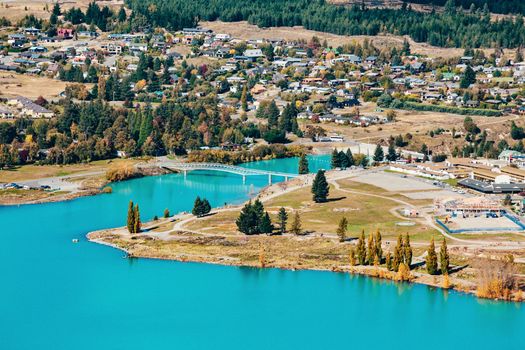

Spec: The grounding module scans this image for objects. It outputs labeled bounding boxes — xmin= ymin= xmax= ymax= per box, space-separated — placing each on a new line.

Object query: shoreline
xmin=82 ymin=167 xmax=524 ymax=303
xmin=86 ymin=229 xmax=489 ymax=302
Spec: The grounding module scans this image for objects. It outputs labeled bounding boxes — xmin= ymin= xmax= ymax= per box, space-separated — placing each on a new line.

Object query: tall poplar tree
xmin=277 ymin=207 xmax=288 ymax=234
xmin=337 ymin=217 xmax=348 ymax=242
xmin=356 ymin=230 xmax=367 ymax=265
xmin=393 ymin=234 xmax=403 ymax=271
xmin=440 ymin=238 xmax=450 ymax=275
xmin=404 ymin=233 xmax=413 ymax=268
xmin=426 ymin=237 xmax=438 ymax=275
xmin=127 ymin=200 xmax=135 ymax=234
xmin=289 ymin=211 xmax=302 ymax=235
xmin=133 ymin=204 xmax=141 ymax=233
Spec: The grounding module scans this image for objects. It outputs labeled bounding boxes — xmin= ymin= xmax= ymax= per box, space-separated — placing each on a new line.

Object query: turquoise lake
xmin=1 ymin=155 xmax=524 ymax=349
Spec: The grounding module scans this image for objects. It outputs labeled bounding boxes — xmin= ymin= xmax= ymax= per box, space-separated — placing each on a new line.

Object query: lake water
xmin=1 ymin=155 xmax=524 ymax=349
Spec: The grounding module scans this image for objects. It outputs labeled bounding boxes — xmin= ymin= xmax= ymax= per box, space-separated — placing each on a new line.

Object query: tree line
xmin=126 ymin=0 xmax=525 ymax=48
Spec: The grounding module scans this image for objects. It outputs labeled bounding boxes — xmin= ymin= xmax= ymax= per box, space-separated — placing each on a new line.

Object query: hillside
xmin=125 ymin=0 xmax=525 ymax=48
xmin=332 ymin=0 xmax=525 ymax=15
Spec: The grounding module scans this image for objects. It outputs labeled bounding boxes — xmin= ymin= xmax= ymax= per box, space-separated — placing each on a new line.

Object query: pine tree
xmin=127 ymin=200 xmax=135 ymax=233
xmin=402 ymin=38 xmax=411 ymax=55
xmin=356 ymin=230 xmax=366 ymax=265
xmin=346 ymin=148 xmax=354 ymax=166
xmin=311 ymin=170 xmax=329 ymax=203
xmin=404 ymin=233 xmax=412 ymax=268
xmin=267 ymin=100 xmax=280 ymax=129
xmin=426 ymin=237 xmax=439 ymax=275
xmin=192 ymin=196 xmax=203 ymax=216
xmin=331 ymin=149 xmax=341 ymax=168
xmin=201 ymin=198 xmax=211 ymax=216
xmin=373 ymin=144 xmax=384 ymax=163
xmin=163 ymin=208 xmax=170 ymax=218
xmin=277 ymin=207 xmax=288 ymax=234
xmin=133 ymin=204 xmax=141 ymax=233
xmin=334 ymin=152 xmax=345 ymax=170
xmin=460 ymin=65 xmax=476 ymax=89
xmin=236 ymin=201 xmax=260 ymax=235
xmin=52 ymin=3 xmax=61 ymax=16
xmin=290 ymin=211 xmax=302 ymax=235
xmin=259 ymin=212 xmax=274 ymax=234
xmin=440 ymin=238 xmax=450 ymax=275
xmin=336 ymin=217 xmax=348 ymax=242
xmin=386 ymin=143 xmax=397 ymax=162
xmin=298 ymin=154 xmax=309 ymax=174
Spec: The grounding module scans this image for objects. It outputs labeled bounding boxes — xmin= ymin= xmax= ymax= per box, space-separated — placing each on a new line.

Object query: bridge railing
xmin=159 ymin=161 xmax=297 ymax=177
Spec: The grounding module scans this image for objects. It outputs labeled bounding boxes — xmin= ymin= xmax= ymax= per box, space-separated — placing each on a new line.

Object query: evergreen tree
xmin=402 ymin=38 xmax=411 ymax=55
xmin=289 ymin=211 xmax=302 ymax=235
xmin=336 ymin=217 xmax=348 ymax=242
xmin=201 ymin=198 xmax=211 ymax=215
xmin=236 ymin=201 xmax=260 ymax=235
xmin=298 ymin=154 xmax=309 ymax=174
xmin=386 ymin=143 xmax=397 ymax=162
xmin=193 ymin=196 xmax=211 ymax=216
xmin=127 ymin=200 xmax=135 ymax=234
xmin=440 ymin=238 xmax=450 ymax=275
xmin=338 ymin=151 xmax=348 ymax=169
xmin=118 ymin=7 xmax=127 ymax=22
xmin=373 ymin=144 xmax=384 ymax=163
xmin=278 ymin=207 xmax=288 ymax=234
xmin=356 ymin=230 xmax=367 ymax=265
xmin=426 ymin=237 xmax=439 ymax=275
xmin=138 ymin=108 xmax=153 ymax=146
xmin=311 ymin=170 xmax=329 ymax=203
xmin=267 ymin=100 xmax=280 ymax=129
xmin=52 ymin=3 xmax=61 ymax=16
xmin=331 ymin=149 xmax=341 ymax=168
xmin=346 ymin=148 xmax=354 ymax=166
xmin=460 ymin=65 xmax=476 ymax=88
xmin=236 ymin=199 xmax=266 ymax=234
xmin=164 ymin=208 xmax=170 ymax=218
xmin=259 ymin=212 xmax=274 ymax=234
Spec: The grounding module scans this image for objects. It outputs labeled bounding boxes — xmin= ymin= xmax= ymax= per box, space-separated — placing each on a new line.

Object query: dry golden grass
xmin=202 ymin=20 xmax=509 ymax=59
xmin=105 ymin=163 xmax=140 ymax=182
xmin=0 ymin=71 xmax=69 ymax=99
xmin=185 ymin=182 xmax=439 ymax=241
xmin=0 ymin=158 xmax=138 ymax=183
xmin=0 ymin=1 xmax=124 ymax=21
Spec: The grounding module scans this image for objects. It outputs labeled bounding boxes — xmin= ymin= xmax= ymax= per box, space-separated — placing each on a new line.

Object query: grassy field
xmin=0 ymin=1 xmax=124 ymax=21
xmin=0 ymin=71 xmax=70 ymax=99
xmin=185 ymin=180 xmax=440 ymax=242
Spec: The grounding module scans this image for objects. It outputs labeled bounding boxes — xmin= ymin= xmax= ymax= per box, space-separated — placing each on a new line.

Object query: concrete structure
xmin=155 ymin=161 xmax=297 ymax=185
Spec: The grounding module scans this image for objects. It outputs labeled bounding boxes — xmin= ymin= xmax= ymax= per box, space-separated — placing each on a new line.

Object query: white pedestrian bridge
xmin=156 ymin=160 xmax=298 ymax=184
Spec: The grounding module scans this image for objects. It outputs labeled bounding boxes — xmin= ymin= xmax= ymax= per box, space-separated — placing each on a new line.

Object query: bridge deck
xmin=158 ymin=161 xmax=298 ymax=178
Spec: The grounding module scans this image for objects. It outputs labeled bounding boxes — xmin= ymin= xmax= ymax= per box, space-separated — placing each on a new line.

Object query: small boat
xmin=72 ymin=239 xmax=79 ymax=243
